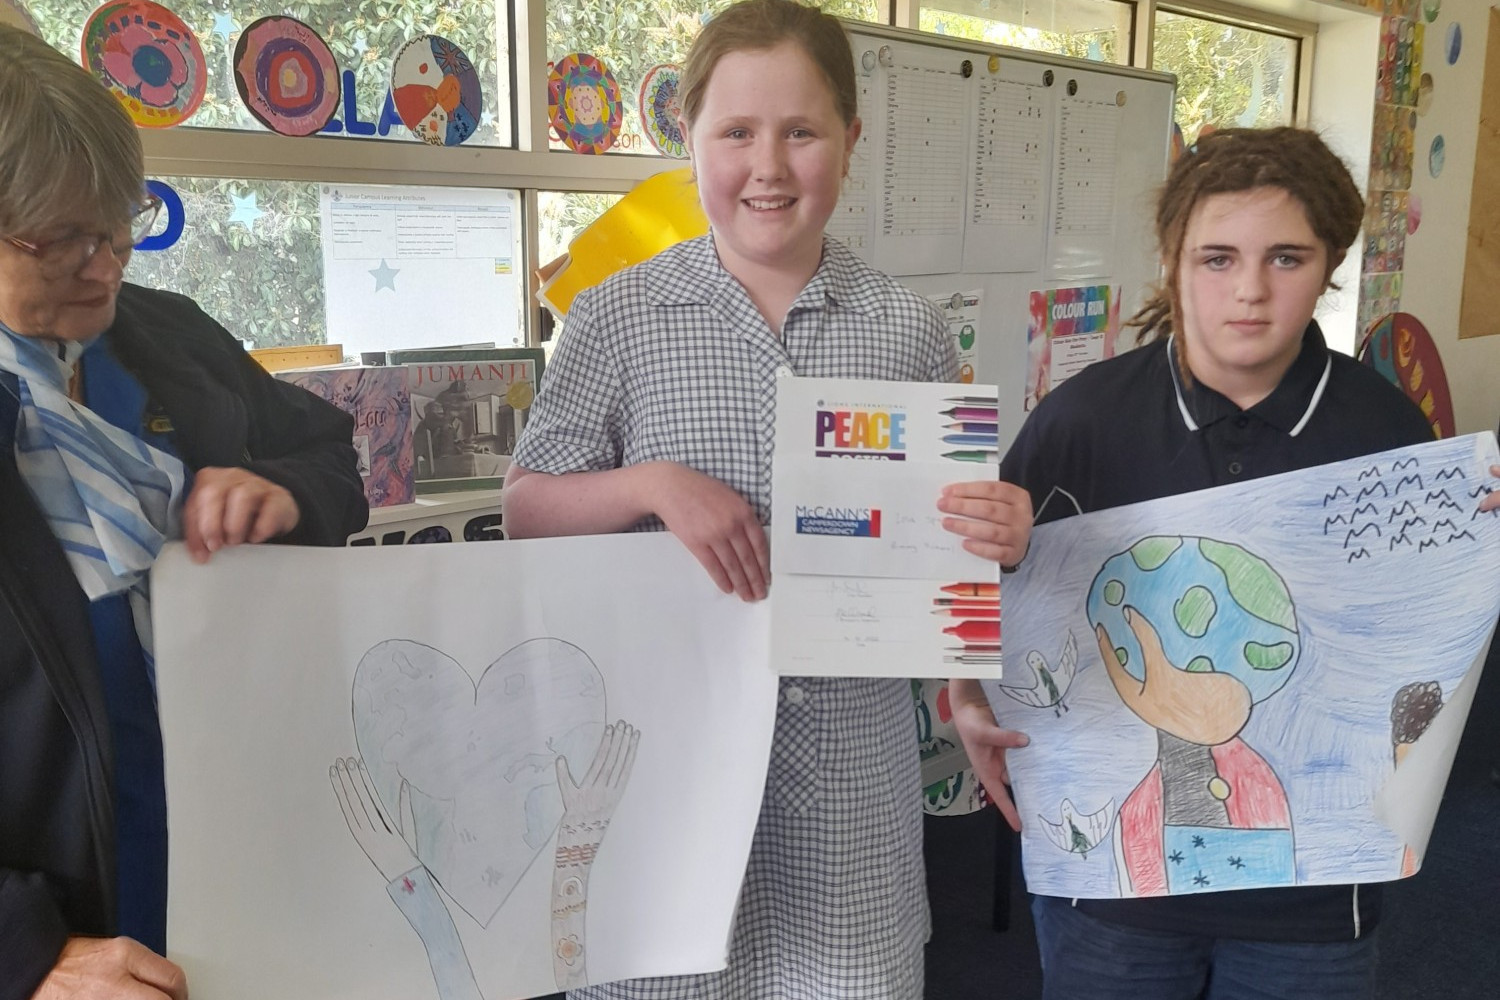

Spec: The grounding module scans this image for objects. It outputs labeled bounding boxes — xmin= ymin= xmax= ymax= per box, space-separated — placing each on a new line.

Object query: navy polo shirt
xmin=1001 ymin=322 xmax=1434 ymax=942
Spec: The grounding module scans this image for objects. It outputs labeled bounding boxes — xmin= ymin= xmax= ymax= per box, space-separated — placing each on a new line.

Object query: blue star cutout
xmin=481 ymin=110 xmax=494 ymax=127
xmin=1168 ymin=850 xmax=1184 ymax=865
xmin=369 ymin=259 xmax=399 ymax=292
xmin=212 ymin=13 xmax=236 ymax=39
xmin=1193 ymin=871 xmax=1210 ymax=887
xmin=1191 ymin=835 xmax=1206 ymax=848
xmin=227 ymin=192 xmax=263 ymax=234
xmin=1228 ymin=856 xmax=1246 ymax=869
xmin=353 ymin=35 xmax=368 ymax=55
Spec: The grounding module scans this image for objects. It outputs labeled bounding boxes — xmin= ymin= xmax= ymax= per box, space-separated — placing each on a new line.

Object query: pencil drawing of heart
xmin=353 ymin=637 xmax=607 ymax=927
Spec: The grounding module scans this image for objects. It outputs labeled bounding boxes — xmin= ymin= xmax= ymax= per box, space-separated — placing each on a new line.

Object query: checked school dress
xmin=511 ymin=235 xmax=957 ymax=1000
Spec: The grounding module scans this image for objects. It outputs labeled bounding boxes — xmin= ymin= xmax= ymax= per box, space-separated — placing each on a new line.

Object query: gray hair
xmin=0 ymin=24 xmax=145 ymax=238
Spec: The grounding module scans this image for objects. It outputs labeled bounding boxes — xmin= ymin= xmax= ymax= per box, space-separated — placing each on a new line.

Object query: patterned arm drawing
xmin=552 ymin=720 xmax=641 ymax=991
xmin=330 ymin=757 xmax=482 ymax=1000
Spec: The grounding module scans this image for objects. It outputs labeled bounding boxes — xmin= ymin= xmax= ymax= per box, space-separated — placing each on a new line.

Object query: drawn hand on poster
xmin=331 ymin=638 xmax=640 ymax=997
xmin=1087 ymin=537 xmax=1298 ymax=896
xmin=331 ymin=757 xmax=422 ymax=882
xmin=553 ymin=720 xmax=640 ymax=989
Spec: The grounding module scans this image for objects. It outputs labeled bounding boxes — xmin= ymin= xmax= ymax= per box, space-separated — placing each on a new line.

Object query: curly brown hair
xmin=1128 ymin=127 xmax=1364 ymax=350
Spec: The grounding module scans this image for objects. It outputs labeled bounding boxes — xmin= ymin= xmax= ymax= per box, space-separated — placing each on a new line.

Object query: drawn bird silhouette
xmin=1039 ymin=798 xmax=1116 ymax=859
xmin=999 ymin=631 xmax=1078 ymax=716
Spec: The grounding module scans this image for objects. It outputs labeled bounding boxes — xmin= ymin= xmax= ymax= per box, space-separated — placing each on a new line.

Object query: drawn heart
xmin=353 ymin=638 xmax=606 ymax=927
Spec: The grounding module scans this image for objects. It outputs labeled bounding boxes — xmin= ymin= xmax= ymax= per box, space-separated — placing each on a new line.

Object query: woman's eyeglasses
xmin=4 ymin=196 xmax=164 ymax=278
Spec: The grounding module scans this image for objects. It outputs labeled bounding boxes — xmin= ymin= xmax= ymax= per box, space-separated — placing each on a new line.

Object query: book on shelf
xmin=385 ymin=347 xmax=545 ymax=493
xmin=275 ymin=365 xmax=415 ymax=508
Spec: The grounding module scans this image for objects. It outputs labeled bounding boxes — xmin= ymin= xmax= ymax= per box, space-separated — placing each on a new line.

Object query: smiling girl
xmin=504 ymin=0 xmax=1030 ymax=996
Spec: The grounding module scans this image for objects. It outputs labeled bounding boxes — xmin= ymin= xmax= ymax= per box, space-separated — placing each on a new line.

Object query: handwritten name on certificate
xmin=770 ymin=376 xmax=1004 ymax=679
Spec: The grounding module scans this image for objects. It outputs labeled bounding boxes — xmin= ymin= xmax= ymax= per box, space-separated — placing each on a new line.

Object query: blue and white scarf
xmin=0 ymin=325 xmax=186 ymax=648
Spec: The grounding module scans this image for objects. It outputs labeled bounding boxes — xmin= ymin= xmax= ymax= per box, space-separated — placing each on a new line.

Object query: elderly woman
xmin=0 ymin=25 xmax=367 ymax=1000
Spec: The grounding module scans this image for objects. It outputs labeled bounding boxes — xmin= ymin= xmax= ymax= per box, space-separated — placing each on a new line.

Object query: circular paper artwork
xmin=1407 ymin=193 xmax=1422 ymax=235
xmin=390 ymin=34 xmax=483 ymax=147
xmin=0 ymin=0 xmax=41 ymax=35
xmin=638 ymin=63 xmax=686 ymax=158
xmin=549 ymin=53 xmax=624 ymax=155
xmin=1422 ymin=0 xmax=1440 ymax=23
xmin=233 ymin=16 xmax=340 ymax=137
xmin=81 ymin=0 xmax=206 ymax=128
xmin=1360 ymin=312 xmax=1455 ymax=439
xmin=1429 ymin=134 xmax=1446 ymax=177
xmin=1445 ymin=22 xmax=1461 ymax=65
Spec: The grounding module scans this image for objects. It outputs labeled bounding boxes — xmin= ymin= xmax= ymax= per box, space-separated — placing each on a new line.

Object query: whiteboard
xmin=837 ymin=25 xmax=1175 ymax=452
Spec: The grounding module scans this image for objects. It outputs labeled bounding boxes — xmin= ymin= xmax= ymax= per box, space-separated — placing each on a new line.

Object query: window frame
xmin=124 ymin=0 xmax=1319 ymax=348
xmin=1149 ymin=1 xmax=1317 ymax=128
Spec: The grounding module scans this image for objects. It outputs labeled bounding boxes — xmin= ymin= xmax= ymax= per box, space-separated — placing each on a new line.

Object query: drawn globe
xmin=1085 ymin=536 xmax=1300 ymax=705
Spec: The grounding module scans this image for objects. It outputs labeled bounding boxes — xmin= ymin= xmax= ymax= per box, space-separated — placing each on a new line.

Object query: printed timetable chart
xmin=826 ymin=72 xmax=877 ymax=252
xmin=770 ymin=375 xmax=1003 ymax=679
xmin=963 ymin=75 xmax=1053 ymax=275
xmin=1050 ymin=95 xmax=1120 ymax=280
xmin=869 ymin=47 xmax=971 ymax=277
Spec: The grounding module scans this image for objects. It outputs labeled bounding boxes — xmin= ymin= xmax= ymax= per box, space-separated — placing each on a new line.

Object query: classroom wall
xmin=1395 ymin=2 xmax=1500 ymax=436
xmin=1309 ymin=12 xmax=1380 ymax=356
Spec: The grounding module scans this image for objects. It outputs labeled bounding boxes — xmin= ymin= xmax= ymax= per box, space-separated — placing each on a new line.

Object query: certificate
xmin=770 ymin=376 xmax=1004 ymax=679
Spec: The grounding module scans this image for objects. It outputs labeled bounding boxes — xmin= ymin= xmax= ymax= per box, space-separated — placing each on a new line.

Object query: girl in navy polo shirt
xmin=950 ymin=127 xmax=1480 ymax=1000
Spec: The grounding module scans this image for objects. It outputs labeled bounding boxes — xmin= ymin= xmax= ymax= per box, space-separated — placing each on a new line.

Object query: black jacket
xmin=0 ymin=284 xmax=368 ymax=997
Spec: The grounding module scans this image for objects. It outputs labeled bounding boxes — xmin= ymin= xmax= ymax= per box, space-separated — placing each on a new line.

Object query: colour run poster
xmin=1025 ymin=284 xmax=1122 ymax=412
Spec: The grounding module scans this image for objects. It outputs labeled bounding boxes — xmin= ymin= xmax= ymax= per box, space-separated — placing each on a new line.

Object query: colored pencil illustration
xmin=941 ymin=433 xmax=1000 ymax=448
xmin=943 ymin=620 xmax=1000 ymax=642
xmin=940 ymin=406 xmax=1000 ymax=421
xmin=932 ymin=607 xmax=1000 ymax=618
xmin=941 ymin=582 xmax=1000 ymax=597
xmin=943 ymin=422 xmax=999 ymax=433
xmin=943 ymin=451 xmax=1001 ymax=464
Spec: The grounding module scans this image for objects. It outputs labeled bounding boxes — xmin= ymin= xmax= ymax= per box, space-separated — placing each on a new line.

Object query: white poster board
xmin=153 ymin=534 xmax=777 ymax=999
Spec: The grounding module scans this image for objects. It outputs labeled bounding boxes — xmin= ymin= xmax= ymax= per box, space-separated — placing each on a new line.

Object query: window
xmin=1153 ymin=8 xmax=1300 ymax=144
xmin=916 ymin=0 xmax=1134 ymax=64
xmin=128 ymin=177 xmax=525 ymax=357
xmin=33 ymin=0 xmax=513 ymax=145
xmin=543 ymin=0 xmax=882 ymax=154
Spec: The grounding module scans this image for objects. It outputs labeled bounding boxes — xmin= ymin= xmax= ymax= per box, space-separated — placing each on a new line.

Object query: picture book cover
xmin=277 ymin=365 xmax=414 ymax=508
xmin=389 ymin=348 xmax=544 ymax=493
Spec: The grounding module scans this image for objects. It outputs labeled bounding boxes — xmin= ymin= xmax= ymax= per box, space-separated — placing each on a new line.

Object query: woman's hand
xmin=948 ymin=677 xmax=1030 ymax=831
xmin=183 ymin=467 xmax=300 ymax=562
xmin=33 ymin=936 xmax=186 ymax=1000
xmin=938 ymin=480 xmax=1032 ymax=567
xmin=649 ymin=463 xmax=770 ymax=601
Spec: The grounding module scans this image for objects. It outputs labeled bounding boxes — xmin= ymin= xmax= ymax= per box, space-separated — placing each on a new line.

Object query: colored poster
xmin=928 ymin=290 xmax=984 ymax=384
xmin=390 ymin=34 xmax=483 ymax=147
xmin=233 ymin=16 xmax=341 ymax=137
xmin=1025 ymin=284 xmax=1123 ymax=412
xmin=769 ymin=376 xmax=1003 ymax=679
xmin=987 ymin=433 xmax=1500 ymax=898
xmin=80 ymin=0 xmax=207 ymax=128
